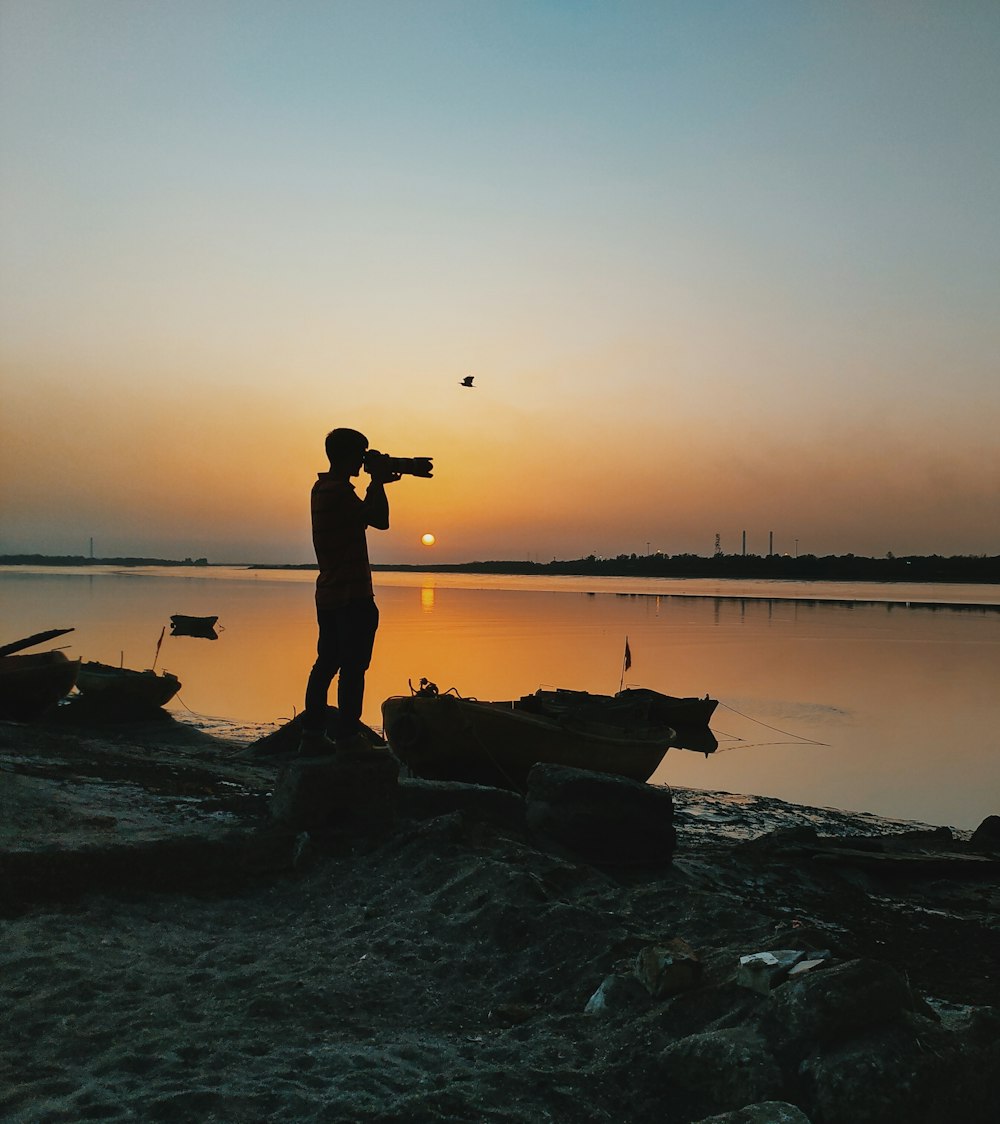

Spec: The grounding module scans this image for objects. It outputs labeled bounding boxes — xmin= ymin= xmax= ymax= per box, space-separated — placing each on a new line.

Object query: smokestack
xmin=769 ymin=531 xmax=773 ymax=556
xmin=742 ymin=530 xmax=746 ymax=557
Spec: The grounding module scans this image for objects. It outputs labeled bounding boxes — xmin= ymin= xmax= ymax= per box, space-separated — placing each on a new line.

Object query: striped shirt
xmin=311 ymin=474 xmax=373 ymax=608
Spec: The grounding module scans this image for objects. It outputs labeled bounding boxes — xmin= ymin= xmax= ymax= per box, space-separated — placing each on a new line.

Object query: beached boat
xmin=381 ymin=690 xmax=675 ymax=790
xmin=514 ymin=687 xmax=719 ymax=756
xmin=615 ymin=687 xmax=718 ymax=727
xmin=74 ymin=662 xmax=182 ymax=711
xmin=516 ymin=686 xmax=718 ymax=729
xmin=515 ymin=687 xmax=718 ymax=728
xmin=0 ymin=651 xmax=80 ymax=721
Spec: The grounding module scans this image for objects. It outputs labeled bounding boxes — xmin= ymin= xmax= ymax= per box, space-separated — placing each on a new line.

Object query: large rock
xmin=584 ymin=972 xmax=652 ymax=1016
xmin=797 ymin=1019 xmax=1000 ymax=1124
xmin=239 ymin=707 xmax=383 ymax=760
xmin=970 ymin=814 xmax=1000 ymax=850
xmin=270 ymin=749 xmax=399 ymax=836
xmin=692 ymin=1104 xmax=813 ymax=1124
xmin=765 ymin=958 xmax=925 ymax=1048
xmin=636 ymin=938 xmax=703 ymax=997
xmin=525 ymin=763 xmax=676 ymax=865
xmin=657 ymin=1027 xmax=785 ymax=1119
xmin=397 ymin=777 xmax=526 ymax=829
xmin=736 ymin=949 xmax=808 ymax=995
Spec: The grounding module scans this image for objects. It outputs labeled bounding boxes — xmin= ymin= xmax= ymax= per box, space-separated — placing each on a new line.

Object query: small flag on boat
xmin=624 ymin=637 xmax=632 ymax=672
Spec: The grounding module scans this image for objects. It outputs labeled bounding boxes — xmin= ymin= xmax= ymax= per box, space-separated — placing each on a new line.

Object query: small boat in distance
xmin=382 ymin=685 xmax=675 ymax=791
xmin=170 ymin=614 xmax=219 ymax=639
xmin=0 ymin=650 xmax=80 ymax=721
xmin=74 ymin=661 xmax=182 ymax=713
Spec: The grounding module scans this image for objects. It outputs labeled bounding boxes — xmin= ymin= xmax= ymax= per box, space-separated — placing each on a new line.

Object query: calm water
xmin=3 ymin=566 xmax=999 ymax=830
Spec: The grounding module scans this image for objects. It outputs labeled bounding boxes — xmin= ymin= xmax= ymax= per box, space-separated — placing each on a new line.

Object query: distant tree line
xmin=0 ymin=554 xmax=209 ymax=567
xmin=374 ymin=553 xmax=1000 ymax=584
xmin=6 ymin=552 xmax=999 ymax=584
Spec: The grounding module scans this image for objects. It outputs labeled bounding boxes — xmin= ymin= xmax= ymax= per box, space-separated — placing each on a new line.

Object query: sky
xmin=2 ymin=0 xmax=998 ymax=565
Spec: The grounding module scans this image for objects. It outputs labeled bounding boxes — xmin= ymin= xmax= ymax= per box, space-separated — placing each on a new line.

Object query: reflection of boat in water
xmin=169 ymin=614 xmax=219 ymax=639
xmin=382 ymin=685 xmax=675 ymax=791
xmin=0 ymin=650 xmax=80 ymax=721
xmin=74 ymin=662 xmax=182 ymax=712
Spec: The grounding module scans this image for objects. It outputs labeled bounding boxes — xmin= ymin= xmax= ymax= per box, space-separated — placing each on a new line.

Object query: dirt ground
xmin=1 ymin=713 xmax=997 ymax=1123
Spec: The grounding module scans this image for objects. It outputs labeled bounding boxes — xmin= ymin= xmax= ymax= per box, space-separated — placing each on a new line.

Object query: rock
xmin=970 ymin=814 xmax=1000 ymax=850
xmin=736 ymin=950 xmax=807 ymax=995
xmin=787 ymin=958 xmax=829 ymax=980
xmin=765 ymin=957 xmax=923 ymax=1047
xmin=796 ymin=1018 xmax=1000 ymax=1124
xmin=525 ymin=763 xmax=676 ymax=865
xmin=657 ymin=1027 xmax=785 ymax=1119
xmin=692 ymin=1102 xmax=813 ymax=1124
xmin=584 ymin=972 xmax=652 ymax=1016
xmin=635 ymin=938 xmax=703 ymax=998
xmin=397 ymin=777 xmax=526 ymax=829
xmin=270 ymin=749 xmax=399 ymax=835
xmin=239 ymin=707 xmax=384 ymax=760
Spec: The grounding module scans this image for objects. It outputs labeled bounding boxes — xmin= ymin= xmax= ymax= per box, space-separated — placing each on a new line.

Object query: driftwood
xmin=0 ymin=628 xmax=75 ymax=657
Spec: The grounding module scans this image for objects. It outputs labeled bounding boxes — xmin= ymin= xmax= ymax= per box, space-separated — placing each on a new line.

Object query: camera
xmin=363 ymin=450 xmax=434 ymax=478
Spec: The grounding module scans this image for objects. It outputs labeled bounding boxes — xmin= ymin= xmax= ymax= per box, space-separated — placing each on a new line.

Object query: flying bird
xmin=460 ymin=375 xmax=475 ymax=387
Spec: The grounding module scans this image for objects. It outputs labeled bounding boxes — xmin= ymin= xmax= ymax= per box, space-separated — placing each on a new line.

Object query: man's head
xmin=325 ymin=428 xmax=368 ymax=474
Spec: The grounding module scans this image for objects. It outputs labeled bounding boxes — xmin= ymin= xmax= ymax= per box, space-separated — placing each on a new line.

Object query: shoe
xmin=297 ymin=730 xmax=338 ymax=757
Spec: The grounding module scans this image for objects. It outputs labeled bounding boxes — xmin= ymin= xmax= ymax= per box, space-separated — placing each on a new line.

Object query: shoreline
xmin=5 ymin=562 xmax=1000 ymax=610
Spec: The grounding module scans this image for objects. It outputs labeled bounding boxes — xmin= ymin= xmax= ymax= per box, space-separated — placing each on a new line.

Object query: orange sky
xmin=2 ymin=2 xmax=998 ymax=563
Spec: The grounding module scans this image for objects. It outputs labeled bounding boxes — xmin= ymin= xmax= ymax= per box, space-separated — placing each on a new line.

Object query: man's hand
xmin=364 ymin=451 xmax=402 ymax=485
xmin=367 ymin=466 xmax=402 ymax=485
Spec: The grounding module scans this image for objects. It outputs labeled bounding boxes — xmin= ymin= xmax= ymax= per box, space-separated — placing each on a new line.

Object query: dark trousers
xmin=303 ymin=597 xmax=379 ymax=738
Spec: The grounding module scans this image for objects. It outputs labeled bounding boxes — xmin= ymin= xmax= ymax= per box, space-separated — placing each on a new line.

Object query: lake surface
xmin=3 ymin=566 xmax=998 ymax=830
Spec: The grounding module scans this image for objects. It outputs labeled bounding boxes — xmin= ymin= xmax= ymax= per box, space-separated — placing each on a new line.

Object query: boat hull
xmin=75 ymin=662 xmax=182 ymax=711
xmin=0 ymin=651 xmax=80 ymax=721
xmin=382 ymin=694 xmax=673 ymax=790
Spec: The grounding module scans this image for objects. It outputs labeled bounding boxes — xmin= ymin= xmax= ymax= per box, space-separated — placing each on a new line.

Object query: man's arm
xmin=362 ymin=456 xmax=401 ymax=530
xmin=361 ymin=479 xmax=392 ymax=530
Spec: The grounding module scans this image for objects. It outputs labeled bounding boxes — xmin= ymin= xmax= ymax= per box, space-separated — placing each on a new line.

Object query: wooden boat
xmin=0 ymin=651 xmax=80 ymax=721
xmin=74 ymin=661 xmax=182 ymax=711
xmin=515 ymin=687 xmax=718 ymax=756
xmin=381 ymin=691 xmax=674 ymax=791
xmin=170 ymin=614 xmax=219 ymax=639
xmin=516 ymin=687 xmax=718 ymax=729
xmin=615 ymin=687 xmax=718 ymax=727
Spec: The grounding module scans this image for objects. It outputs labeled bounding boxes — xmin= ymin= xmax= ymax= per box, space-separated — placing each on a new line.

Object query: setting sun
xmin=421 ymin=533 xmax=436 ymax=547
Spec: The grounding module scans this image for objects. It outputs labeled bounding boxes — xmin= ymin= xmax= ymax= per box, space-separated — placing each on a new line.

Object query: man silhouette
xmin=299 ymin=427 xmax=398 ymax=755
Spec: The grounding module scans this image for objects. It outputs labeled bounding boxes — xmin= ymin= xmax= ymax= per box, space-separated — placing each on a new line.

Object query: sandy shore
xmin=1 ymin=713 xmax=997 ymax=1123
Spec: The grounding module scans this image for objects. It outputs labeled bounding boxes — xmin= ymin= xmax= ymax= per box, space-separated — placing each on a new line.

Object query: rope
xmin=714 ymin=701 xmax=829 ymax=747
xmin=171 ymin=692 xmax=201 ymax=716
